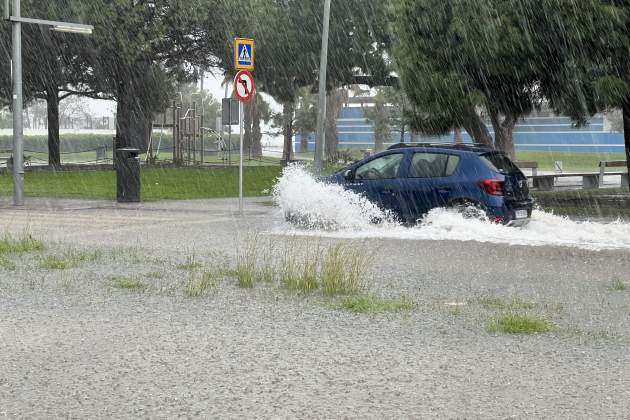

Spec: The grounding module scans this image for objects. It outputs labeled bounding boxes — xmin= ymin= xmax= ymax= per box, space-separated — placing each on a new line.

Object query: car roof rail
xmin=386 ymin=142 xmax=494 ymax=151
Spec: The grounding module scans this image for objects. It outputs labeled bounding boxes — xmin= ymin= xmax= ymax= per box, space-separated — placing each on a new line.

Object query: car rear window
xmin=409 ymin=153 xmax=460 ymax=178
xmin=480 ymin=153 xmax=520 ymax=174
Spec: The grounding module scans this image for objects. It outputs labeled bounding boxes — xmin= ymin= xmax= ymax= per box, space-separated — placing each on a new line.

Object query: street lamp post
xmin=3 ymin=0 xmax=93 ymax=206
xmin=314 ymin=0 xmax=331 ymax=173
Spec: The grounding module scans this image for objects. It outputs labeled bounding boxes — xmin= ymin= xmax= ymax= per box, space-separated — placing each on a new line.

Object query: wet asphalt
xmin=0 ymin=197 xmax=629 ymax=419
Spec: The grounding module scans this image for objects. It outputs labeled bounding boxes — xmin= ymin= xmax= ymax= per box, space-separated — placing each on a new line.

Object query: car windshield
xmin=480 ymin=153 xmax=521 ymax=174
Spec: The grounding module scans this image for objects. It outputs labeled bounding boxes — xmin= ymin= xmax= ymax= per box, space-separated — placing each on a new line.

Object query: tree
xmin=0 ymin=1 xmax=105 ymax=169
xmin=362 ymin=89 xmax=392 ymax=152
xmin=324 ymin=88 xmax=349 ymax=161
xmin=84 ymin=0 xmax=225 ymax=150
xmin=294 ymin=90 xmax=318 ymax=153
xmin=210 ymin=0 xmax=391 ymax=161
xmin=389 ymin=0 xmax=570 ymax=157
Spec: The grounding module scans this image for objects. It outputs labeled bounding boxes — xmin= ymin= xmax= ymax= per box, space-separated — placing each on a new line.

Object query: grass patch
xmin=0 ymin=255 xmax=17 ymax=271
xmin=283 ymin=258 xmax=319 ymax=292
xmin=320 ymin=244 xmax=368 ymax=296
xmin=109 ymin=276 xmax=146 ymax=290
xmin=235 ymin=237 xmax=259 ymax=289
xmin=487 ymin=314 xmax=554 ymax=334
xmin=339 ymin=294 xmax=416 ymax=314
xmin=39 ymin=255 xmax=73 ymax=270
xmin=609 ymin=278 xmax=627 ymax=291
xmin=185 ymin=271 xmax=214 ymax=297
xmin=38 ymin=250 xmax=100 ymax=270
xmin=176 ymin=255 xmax=202 ymax=271
xmin=516 ymin=151 xmax=625 ymax=172
xmin=0 ymin=166 xmax=282 ymax=200
xmin=144 ymin=271 xmax=164 ymax=279
xmin=476 ymin=295 xmax=537 ymax=311
xmin=0 ymin=233 xmax=44 ymax=255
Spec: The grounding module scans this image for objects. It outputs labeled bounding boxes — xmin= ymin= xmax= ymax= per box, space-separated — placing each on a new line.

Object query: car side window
xmin=409 ymin=153 xmax=460 ymax=178
xmin=355 ymin=153 xmax=405 ymax=180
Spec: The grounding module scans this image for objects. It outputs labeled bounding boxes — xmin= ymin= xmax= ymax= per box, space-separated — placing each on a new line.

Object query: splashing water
xmin=272 ymin=165 xmax=630 ymax=251
xmin=272 ymin=164 xmax=397 ymax=230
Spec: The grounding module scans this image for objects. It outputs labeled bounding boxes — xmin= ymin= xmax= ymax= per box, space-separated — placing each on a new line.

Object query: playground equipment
xmin=147 ymin=99 xmax=204 ymax=165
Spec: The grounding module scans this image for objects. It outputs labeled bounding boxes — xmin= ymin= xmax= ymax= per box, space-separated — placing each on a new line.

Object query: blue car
xmin=322 ymin=143 xmax=534 ymax=226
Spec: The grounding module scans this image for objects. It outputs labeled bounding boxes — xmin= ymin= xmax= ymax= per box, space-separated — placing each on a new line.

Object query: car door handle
xmin=437 ymin=186 xmax=451 ymax=194
xmin=382 ymin=189 xmax=396 ymax=195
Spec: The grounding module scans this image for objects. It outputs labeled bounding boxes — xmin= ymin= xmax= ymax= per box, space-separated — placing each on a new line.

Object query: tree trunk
xmin=299 ymin=132 xmax=309 ymax=153
xmin=623 ymin=98 xmax=630 ymax=191
xmin=244 ymin=100 xmax=253 ymax=158
xmin=46 ymin=89 xmax=61 ymax=170
xmin=454 ymin=127 xmax=462 ymax=144
xmin=252 ymin=97 xmax=263 ymax=157
xmin=282 ymin=102 xmax=294 ymax=162
xmin=400 ymin=121 xmax=406 ymax=143
xmin=460 ymin=106 xmax=493 ymax=147
xmin=489 ymin=108 xmax=517 ymax=158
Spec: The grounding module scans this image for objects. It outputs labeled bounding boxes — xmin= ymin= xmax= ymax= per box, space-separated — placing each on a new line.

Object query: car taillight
xmin=481 ymin=179 xmax=503 ymax=196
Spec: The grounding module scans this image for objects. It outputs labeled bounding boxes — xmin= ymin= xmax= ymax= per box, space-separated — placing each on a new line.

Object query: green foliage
xmin=320 ymin=244 xmax=368 ymax=296
xmin=0 ymin=233 xmax=44 ymax=255
xmin=609 ymin=279 xmax=627 ymax=291
xmin=38 ymin=251 xmax=99 ymax=270
xmin=0 ymin=134 xmax=115 ymax=154
xmin=487 ymin=314 xmax=554 ymax=334
xmin=185 ymin=271 xmax=215 ymax=297
xmin=0 ymin=256 xmax=17 ymax=271
xmin=339 ymin=295 xmax=416 ymax=314
xmin=176 ymin=255 xmax=203 ymax=271
xmin=109 ymin=276 xmax=147 ymax=291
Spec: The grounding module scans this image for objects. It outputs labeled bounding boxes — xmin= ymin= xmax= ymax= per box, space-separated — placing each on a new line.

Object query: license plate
xmin=515 ymin=210 xmax=528 ymax=219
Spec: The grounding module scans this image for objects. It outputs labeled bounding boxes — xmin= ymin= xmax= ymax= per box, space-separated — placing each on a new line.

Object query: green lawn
xmin=1 ymin=151 xmax=281 ymax=167
xmin=0 ymin=166 xmax=283 ymax=200
xmin=515 ymin=151 xmax=626 ymax=172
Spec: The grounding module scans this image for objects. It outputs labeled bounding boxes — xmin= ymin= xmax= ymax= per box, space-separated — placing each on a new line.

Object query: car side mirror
xmin=343 ymin=169 xmax=354 ymax=181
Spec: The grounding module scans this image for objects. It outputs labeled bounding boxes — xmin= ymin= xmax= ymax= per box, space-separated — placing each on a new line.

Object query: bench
xmin=515 ymin=160 xmax=538 ymax=177
xmin=532 ymin=173 xmax=600 ymax=191
xmin=598 ymin=160 xmax=628 ymax=187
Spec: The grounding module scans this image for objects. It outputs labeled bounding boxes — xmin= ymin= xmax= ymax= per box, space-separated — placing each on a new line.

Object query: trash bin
xmin=115 ymin=148 xmax=140 ymax=202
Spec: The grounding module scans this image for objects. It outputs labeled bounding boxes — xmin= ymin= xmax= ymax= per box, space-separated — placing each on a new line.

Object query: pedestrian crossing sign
xmin=235 ymin=38 xmax=255 ymax=70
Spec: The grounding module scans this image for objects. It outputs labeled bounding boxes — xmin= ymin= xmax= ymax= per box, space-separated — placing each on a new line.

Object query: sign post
xmin=233 ymin=68 xmax=255 ymax=216
xmin=234 ymin=38 xmax=255 ymax=215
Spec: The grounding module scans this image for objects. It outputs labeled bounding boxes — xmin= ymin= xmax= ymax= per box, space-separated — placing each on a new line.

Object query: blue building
xmin=296 ymin=106 xmax=624 ymax=154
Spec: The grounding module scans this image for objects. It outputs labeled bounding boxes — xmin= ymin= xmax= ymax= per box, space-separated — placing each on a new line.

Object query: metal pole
xmin=11 ymin=0 xmax=23 ymax=206
xmin=239 ymin=101 xmax=244 ymax=215
xmin=226 ymin=83 xmax=231 ymax=167
xmin=314 ymin=0 xmax=331 ymax=173
xmin=200 ymin=71 xmax=204 ymax=164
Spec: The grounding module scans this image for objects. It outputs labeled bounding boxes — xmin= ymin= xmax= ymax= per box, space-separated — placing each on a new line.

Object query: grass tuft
xmin=487 ymin=314 xmax=554 ymax=334
xmin=144 ymin=271 xmax=164 ymax=279
xmin=320 ymin=244 xmax=367 ymax=296
xmin=185 ymin=271 xmax=214 ymax=297
xmin=109 ymin=276 xmax=147 ymax=290
xmin=339 ymin=294 xmax=416 ymax=314
xmin=39 ymin=255 xmax=72 ymax=270
xmin=609 ymin=278 xmax=627 ymax=291
xmin=0 ymin=233 xmax=44 ymax=255
xmin=176 ymin=254 xmax=203 ymax=271
xmin=235 ymin=239 xmax=258 ymax=289
xmin=38 ymin=250 xmax=99 ymax=270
